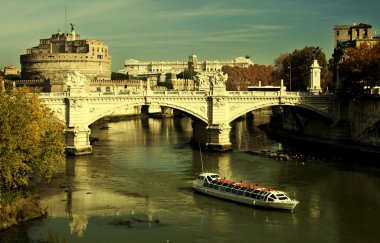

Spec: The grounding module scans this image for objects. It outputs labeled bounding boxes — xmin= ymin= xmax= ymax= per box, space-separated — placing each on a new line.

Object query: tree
xmin=111 ymin=72 xmax=129 ymax=80
xmin=337 ymin=43 xmax=380 ymax=98
xmin=176 ymin=69 xmax=198 ymax=80
xmin=274 ymin=46 xmax=332 ymax=91
xmin=0 ymin=87 xmax=65 ymax=189
xmin=222 ymin=64 xmax=275 ymax=91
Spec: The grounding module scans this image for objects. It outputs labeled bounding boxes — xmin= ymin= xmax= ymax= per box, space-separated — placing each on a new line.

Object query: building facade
xmin=333 ymin=23 xmax=380 ymax=49
xmin=119 ymin=54 xmax=253 ymax=77
xmin=3 ymin=65 xmax=20 ymax=75
xmin=20 ymin=28 xmax=112 ymax=92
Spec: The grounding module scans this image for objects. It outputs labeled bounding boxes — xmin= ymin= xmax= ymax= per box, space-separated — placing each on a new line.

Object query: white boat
xmin=192 ymin=172 xmax=299 ymax=212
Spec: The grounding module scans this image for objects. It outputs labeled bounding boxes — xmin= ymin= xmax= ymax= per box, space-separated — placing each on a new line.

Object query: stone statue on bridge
xmin=66 ymin=71 xmax=87 ymax=88
xmin=210 ymin=71 xmax=228 ymax=88
xmin=195 ymin=73 xmax=211 ymax=91
xmin=195 ymin=71 xmax=228 ymax=91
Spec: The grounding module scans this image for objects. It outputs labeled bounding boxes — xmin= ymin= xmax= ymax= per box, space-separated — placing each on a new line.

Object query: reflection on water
xmin=1 ymin=111 xmax=380 ymax=243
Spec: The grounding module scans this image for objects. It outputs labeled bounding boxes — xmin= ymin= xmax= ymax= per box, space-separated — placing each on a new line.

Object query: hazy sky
xmin=1 ymin=0 xmax=379 ymax=71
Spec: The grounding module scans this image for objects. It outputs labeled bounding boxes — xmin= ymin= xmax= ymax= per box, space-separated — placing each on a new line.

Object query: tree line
xmin=222 ymin=42 xmax=380 ymax=97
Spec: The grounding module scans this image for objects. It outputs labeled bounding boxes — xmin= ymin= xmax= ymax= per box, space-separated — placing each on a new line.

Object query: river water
xmin=1 ymin=110 xmax=379 ymax=243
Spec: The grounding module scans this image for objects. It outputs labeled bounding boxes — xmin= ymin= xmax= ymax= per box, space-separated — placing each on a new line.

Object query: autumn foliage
xmin=222 ymin=64 xmax=275 ymax=91
xmin=337 ymin=43 xmax=380 ymax=97
xmin=0 ymin=87 xmax=65 ymax=189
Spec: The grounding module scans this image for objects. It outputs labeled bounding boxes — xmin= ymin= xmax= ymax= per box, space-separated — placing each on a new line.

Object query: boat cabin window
xmin=276 ymin=193 xmax=288 ymax=200
xmin=244 ymin=189 xmax=253 ymax=197
xmin=225 ymin=187 xmax=232 ymax=193
xmin=210 ymin=175 xmax=219 ymax=179
xmin=278 ymin=196 xmax=288 ymax=200
xmin=198 ymin=176 xmax=205 ymax=180
xmin=237 ymin=189 xmax=244 ymax=196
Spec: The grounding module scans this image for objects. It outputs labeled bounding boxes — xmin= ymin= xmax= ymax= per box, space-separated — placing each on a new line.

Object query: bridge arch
xmin=87 ymin=99 xmax=208 ymax=127
xmin=227 ymin=101 xmax=333 ymax=124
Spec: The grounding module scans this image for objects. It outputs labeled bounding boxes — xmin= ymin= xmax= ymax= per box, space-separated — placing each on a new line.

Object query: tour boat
xmin=192 ymin=172 xmax=299 ymax=211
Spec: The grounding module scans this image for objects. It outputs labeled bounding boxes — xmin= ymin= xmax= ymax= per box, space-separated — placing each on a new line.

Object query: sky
xmin=1 ymin=0 xmax=379 ymax=71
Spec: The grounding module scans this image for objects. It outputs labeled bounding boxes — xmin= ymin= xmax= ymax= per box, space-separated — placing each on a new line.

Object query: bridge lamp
xmin=288 ymin=64 xmax=292 ymax=91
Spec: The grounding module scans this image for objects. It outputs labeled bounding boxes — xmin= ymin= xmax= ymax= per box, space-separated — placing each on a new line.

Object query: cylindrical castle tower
xmin=20 ymin=28 xmax=112 ymax=92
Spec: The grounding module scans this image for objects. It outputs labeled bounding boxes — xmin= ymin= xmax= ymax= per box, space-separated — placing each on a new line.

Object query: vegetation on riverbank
xmin=0 ymin=87 xmax=65 ymax=230
xmin=0 ymin=190 xmax=47 ymax=230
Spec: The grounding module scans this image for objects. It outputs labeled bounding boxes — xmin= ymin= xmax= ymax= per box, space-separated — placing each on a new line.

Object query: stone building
xmin=333 ymin=23 xmax=380 ymax=49
xmin=20 ymin=27 xmax=112 ymax=92
xmin=119 ymin=54 xmax=253 ymax=77
xmin=3 ymin=65 xmax=20 ymax=75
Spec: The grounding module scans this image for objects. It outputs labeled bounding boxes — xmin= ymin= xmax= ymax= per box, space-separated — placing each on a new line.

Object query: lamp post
xmin=288 ymin=63 xmax=292 ymax=91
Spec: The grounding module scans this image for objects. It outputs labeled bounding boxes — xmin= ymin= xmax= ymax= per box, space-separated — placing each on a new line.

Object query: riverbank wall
xmin=282 ymin=95 xmax=380 ymax=149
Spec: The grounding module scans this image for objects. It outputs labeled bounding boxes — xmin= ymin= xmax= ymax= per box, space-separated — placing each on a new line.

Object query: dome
xmin=125 ymin=59 xmax=140 ymax=65
xmin=234 ymin=56 xmax=253 ymax=65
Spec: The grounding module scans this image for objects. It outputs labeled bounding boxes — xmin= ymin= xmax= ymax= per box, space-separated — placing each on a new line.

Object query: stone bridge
xmin=39 ymin=70 xmax=335 ymax=154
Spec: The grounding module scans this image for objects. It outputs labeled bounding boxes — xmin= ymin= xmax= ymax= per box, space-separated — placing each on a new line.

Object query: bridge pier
xmin=191 ymin=121 xmax=232 ymax=152
xmin=65 ymin=126 xmax=92 ymax=155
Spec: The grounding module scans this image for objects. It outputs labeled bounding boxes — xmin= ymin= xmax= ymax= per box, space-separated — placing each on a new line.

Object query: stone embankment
xmin=258 ymin=123 xmax=380 ymax=163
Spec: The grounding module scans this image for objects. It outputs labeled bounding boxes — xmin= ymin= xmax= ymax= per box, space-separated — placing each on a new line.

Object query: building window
xmin=356 ymin=29 xmax=359 ymax=37
xmin=364 ymin=29 xmax=368 ymax=37
xmin=336 ymin=30 xmax=340 ymax=36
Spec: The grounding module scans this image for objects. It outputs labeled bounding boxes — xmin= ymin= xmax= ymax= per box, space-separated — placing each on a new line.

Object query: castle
xmin=20 ymin=25 xmax=112 ymax=92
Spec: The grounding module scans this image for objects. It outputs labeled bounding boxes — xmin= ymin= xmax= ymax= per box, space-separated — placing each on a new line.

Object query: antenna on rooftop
xmin=64 ymin=0 xmax=68 ymax=33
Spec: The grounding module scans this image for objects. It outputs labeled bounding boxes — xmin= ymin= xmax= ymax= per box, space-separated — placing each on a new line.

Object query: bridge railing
xmin=226 ymin=91 xmax=332 ymax=97
xmin=38 ymin=90 xmax=333 ymax=99
xmin=39 ymin=92 xmax=68 ymax=97
xmin=150 ymin=90 xmax=208 ymax=96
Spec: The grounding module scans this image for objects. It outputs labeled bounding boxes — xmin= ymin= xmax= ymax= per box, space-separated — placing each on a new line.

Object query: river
xmin=1 ymin=110 xmax=379 ymax=243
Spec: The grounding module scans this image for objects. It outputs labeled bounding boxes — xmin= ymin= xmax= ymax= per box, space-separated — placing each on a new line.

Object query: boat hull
xmin=192 ymin=184 xmax=298 ymax=211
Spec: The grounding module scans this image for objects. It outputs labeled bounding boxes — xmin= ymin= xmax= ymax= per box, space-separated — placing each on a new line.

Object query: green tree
xmin=111 ymin=72 xmax=129 ymax=80
xmin=176 ymin=69 xmax=198 ymax=80
xmin=274 ymin=46 xmax=332 ymax=91
xmin=4 ymin=74 xmax=21 ymax=80
xmin=0 ymin=87 xmax=65 ymax=189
